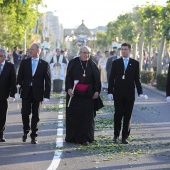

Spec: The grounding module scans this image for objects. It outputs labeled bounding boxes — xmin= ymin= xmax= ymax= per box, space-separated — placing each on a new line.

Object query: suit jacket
xmin=0 ymin=61 xmax=16 ymax=100
xmin=166 ymin=63 xmax=170 ymax=96
xmin=108 ymin=57 xmax=142 ymax=101
xmin=17 ymin=57 xmax=51 ymax=101
xmin=106 ymin=56 xmax=118 ymax=81
xmin=13 ymin=50 xmax=20 ymax=64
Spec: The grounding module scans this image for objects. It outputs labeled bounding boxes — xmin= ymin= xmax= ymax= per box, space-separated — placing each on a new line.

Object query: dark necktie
xmin=0 ymin=64 xmax=2 ymax=75
xmin=57 ymin=56 xmax=60 ymax=62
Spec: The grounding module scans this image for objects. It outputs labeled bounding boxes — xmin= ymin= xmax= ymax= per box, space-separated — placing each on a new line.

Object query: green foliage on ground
xmin=97 ymin=105 xmax=114 ymax=114
xmin=51 ymin=93 xmax=66 ymax=100
xmin=77 ymin=136 xmax=145 ymax=159
xmin=95 ymin=117 xmax=114 ymax=130
xmin=43 ymin=104 xmax=65 ymax=112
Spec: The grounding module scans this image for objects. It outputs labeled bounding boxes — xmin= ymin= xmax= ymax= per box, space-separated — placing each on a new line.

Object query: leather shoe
xmin=122 ymin=139 xmax=129 ymax=144
xmin=0 ymin=137 xmax=6 ymax=142
xmin=31 ymin=139 xmax=38 ymax=144
xmin=112 ymin=136 xmax=118 ymax=143
xmin=22 ymin=134 xmax=27 ymax=142
xmin=83 ymin=141 xmax=89 ymax=146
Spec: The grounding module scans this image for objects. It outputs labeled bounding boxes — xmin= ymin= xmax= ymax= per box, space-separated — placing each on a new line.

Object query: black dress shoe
xmin=0 ymin=137 xmax=6 ymax=142
xmin=112 ymin=136 xmax=118 ymax=143
xmin=83 ymin=141 xmax=89 ymax=146
xmin=22 ymin=134 xmax=27 ymax=142
xmin=122 ymin=139 xmax=129 ymax=144
xmin=31 ymin=139 xmax=38 ymax=144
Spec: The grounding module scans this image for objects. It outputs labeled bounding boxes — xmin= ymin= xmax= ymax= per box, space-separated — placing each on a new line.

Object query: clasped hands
xmin=54 ymin=63 xmax=61 ymax=67
xmin=68 ymin=89 xmax=99 ymax=99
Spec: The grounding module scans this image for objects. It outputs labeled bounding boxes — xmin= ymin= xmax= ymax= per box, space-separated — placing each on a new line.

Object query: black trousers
xmin=21 ymin=87 xmax=41 ymax=139
xmin=0 ymin=99 xmax=8 ymax=137
xmin=114 ymin=98 xmax=134 ymax=139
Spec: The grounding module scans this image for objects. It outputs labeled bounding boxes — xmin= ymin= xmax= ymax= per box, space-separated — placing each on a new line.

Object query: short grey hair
xmin=80 ymin=46 xmax=91 ymax=53
xmin=0 ymin=49 xmax=7 ymax=57
xmin=31 ymin=43 xmax=41 ymax=50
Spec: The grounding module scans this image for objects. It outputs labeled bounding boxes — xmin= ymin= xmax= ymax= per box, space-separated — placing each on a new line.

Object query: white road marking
xmin=47 ymin=98 xmax=64 ymax=170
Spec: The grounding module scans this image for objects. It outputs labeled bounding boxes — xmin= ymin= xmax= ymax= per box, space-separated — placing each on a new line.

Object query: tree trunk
xmin=157 ymin=32 xmax=165 ymax=75
xmin=139 ymin=33 xmax=145 ymax=71
xmin=148 ymin=19 xmax=153 ymax=71
xmin=148 ymin=40 xmax=152 ymax=71
xmin=132 ymin=42 xmax=137 ymax=59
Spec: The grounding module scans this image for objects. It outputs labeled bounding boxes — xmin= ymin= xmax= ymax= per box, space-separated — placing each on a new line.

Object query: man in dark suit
xmin=13 ymin=46 xmax=20 ymax=71
xmin=108 ymin=43 xmax=143 ymax=144
xmin=166 ymin=64 xmax=170 ymax=102
xmin=106 ymin=51 xmax=119 ymax=82
xmin=17 ymin=43 xmax=51 ymax=144
xmin=0 ymin=49 xmax=16 ymax=142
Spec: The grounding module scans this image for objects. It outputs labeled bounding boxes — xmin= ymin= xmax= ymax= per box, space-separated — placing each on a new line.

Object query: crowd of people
xmin=0 ymin=43 xmax=170 ymax=146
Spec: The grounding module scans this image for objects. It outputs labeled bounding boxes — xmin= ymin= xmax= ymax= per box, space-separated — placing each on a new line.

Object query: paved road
xmin=0 ymin=85 xmax=170 ymax=170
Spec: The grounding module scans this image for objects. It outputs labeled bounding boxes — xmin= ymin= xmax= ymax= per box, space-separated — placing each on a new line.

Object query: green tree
xmin=96 ymin=31 xmax=108 ymax=50
xmin=0 ymin=0 xmax=43 ymax=50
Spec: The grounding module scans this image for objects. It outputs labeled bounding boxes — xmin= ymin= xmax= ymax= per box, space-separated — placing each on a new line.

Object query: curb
xmin=142 ymin=83 xmax=166 ymax=98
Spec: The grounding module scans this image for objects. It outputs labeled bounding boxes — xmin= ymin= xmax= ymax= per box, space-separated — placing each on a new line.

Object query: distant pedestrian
xmin=13 ymin=46 xmax=20 ymax=72
xmin=50 ymin=49 xmax=67 ymax=93
xmin=106 ymin=51 xmax=119 ymax=82
xmin=152 ymin=52 xmax=158 ymax=79
xmin=162 ymin=52 xmax=170 ymax=74
xmin=98 ymin=51 xmax=109 ymax=90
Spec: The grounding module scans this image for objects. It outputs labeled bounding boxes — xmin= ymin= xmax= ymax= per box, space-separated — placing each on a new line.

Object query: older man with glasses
xmin=65 ymin=46 xmax=103 ymax=146
xmin=0 ymin=49 xmax=16 ymax=142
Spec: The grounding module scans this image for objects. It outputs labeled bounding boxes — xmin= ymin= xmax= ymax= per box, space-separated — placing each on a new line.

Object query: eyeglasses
xmin=0 ymin=55 xmax=4 ymax=57
xmin=81 ymin=52 xmax=90 ymax=55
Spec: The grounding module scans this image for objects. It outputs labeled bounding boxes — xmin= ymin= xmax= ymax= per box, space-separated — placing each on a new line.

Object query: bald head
xmin=30 ymin=44 xmax=41 ymax=58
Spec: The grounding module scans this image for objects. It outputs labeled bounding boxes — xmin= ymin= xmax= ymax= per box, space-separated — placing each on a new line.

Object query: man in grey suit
xmin=108 ymin=43 xmax=144 ymax=144
xmin=0 ymin=49 xmax=16 ymax=142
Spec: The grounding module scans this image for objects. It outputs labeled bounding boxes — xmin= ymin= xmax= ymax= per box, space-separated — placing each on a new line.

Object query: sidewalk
xmin=142 ymin=83 xmax=166 ymax=97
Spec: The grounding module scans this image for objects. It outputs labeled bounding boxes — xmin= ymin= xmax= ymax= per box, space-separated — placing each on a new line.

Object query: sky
xmin=39 ymin=0 xmax=168 ymax=29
